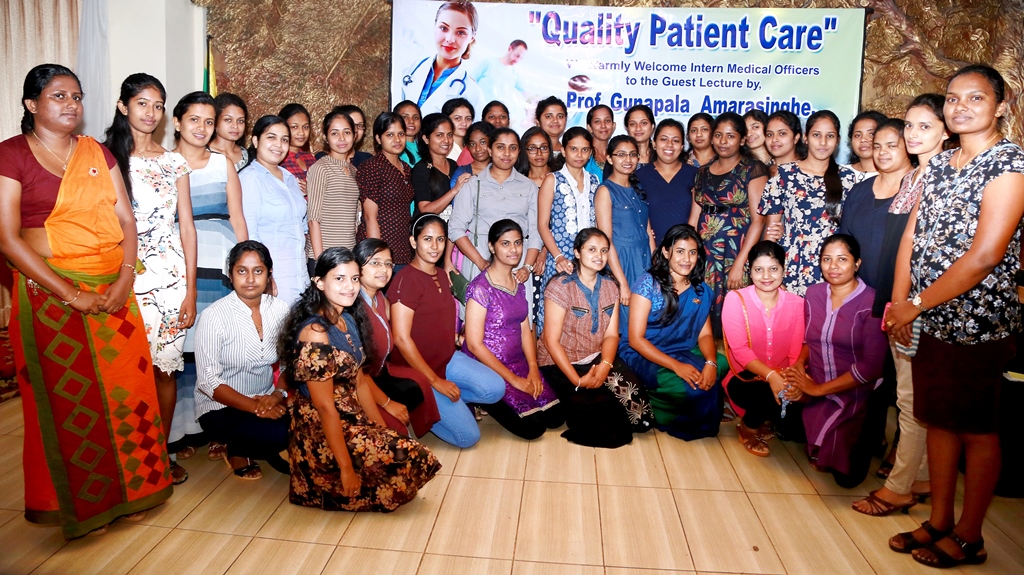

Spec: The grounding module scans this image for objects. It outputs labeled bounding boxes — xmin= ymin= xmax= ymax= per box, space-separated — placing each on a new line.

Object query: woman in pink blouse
xmin=722 ymin=240 xmax=805 ymax=456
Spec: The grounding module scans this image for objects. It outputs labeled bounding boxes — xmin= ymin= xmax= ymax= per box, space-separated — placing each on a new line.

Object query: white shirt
xmin=194 ymin=292 xmax=291 ymax=418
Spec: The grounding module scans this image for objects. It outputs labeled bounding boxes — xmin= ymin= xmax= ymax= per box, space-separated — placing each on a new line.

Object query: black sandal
xmin=912 ymin=532 xmax=987 ymax=568
xmin=889 ymin=520 xmax=950 ymax=554
xmin=170 ymin=461 xmax=189 ymax=485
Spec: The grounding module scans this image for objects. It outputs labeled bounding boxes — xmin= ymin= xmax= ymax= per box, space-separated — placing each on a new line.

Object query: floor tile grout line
xmin=419 ymin=468 xmax=458 ymax=558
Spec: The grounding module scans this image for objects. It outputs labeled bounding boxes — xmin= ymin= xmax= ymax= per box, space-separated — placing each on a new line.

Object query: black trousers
xmin=726 ymin=375 xmax=805 ymax=442
xmin=198 ymin=406 xmax=290 ymax=472
xmin=485 ymin=399 xmax=565 ymax=440
xmin=374 ymin=366 xmax=424 ymax=411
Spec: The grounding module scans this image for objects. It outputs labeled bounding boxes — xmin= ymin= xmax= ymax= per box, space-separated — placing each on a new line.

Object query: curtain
xmin=0 ymin=0 xmax=81 ymax=327
xmin=76 ymin=0 xmax=109 ymax=138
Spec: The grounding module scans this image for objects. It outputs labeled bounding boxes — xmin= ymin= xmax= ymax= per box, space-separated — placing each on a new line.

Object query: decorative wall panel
xmin=194 ymin=0 xmax=1023 ymax=146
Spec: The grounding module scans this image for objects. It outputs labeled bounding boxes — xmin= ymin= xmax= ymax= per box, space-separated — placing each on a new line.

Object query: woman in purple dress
xmin=788 ymin=234 xmax=888 ymax=488
xmin=464 ymin=219 xmax=565 ymax=439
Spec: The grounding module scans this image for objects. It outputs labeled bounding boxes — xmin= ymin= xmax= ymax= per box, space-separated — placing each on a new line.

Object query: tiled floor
xmin=0 ymin=395 xmax=1022 ymax=575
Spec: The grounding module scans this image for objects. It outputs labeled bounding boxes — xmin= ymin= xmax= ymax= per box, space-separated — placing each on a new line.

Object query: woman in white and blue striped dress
xmin=171 ymin=92 xmax=248 ymax=461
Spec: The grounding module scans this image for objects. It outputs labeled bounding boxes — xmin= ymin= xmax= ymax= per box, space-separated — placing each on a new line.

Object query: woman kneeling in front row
xmin=195 ymin=241 xmax=291 ymax=480
xmin=619 ymin=224 xmax=722 ymax=440
xmin=281 ymin=247 xmax=440 ymax=511
xmin=539 ymin=228 xmax=653 ymax=448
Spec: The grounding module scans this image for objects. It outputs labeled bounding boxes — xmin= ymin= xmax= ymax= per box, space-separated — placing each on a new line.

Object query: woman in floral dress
xmin=537 ymin=127 xmax=598 ymax=331
xmin=758 ymin=110 xmax=861 ymax=296
xmin=689 ymin=112 xmax=768 ymax=336
xmin=282 ymin=247 xmax=440 ymax=512
xmin=105 ymin=73 xmax=197 ymax=485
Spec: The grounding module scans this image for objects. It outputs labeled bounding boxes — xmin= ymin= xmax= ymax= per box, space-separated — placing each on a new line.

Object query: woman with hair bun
xmin=281 ymin=246 xmax=440 ymax=511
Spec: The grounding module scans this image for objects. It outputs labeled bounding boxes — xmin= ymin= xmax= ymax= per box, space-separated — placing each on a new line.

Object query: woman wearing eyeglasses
xmin=595 ymin=135 xmax=656 ymax=315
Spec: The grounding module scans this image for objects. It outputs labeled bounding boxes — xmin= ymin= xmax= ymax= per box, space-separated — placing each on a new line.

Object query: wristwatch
xmin=524 ymin=263 xmax=535 ymax=273
xmin=911 ymin=295 xmax=925 ymax=311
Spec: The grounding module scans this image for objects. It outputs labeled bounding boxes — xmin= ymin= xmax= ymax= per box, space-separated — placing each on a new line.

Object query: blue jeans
xmin=430 ymin=350 xmax=505 ymax=448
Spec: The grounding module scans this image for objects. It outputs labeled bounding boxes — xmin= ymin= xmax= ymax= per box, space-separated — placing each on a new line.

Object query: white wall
xmin=107 ymin=0 xmax=205 ymax=147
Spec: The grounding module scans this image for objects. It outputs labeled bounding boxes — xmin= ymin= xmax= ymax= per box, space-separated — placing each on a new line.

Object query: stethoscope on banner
xmin=403 ymin=57 xmax=468 ymax=96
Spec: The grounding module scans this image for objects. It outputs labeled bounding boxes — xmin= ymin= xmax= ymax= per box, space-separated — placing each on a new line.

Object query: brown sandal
xmin=208 ymin=442 xmax=227 ymax=461
xmin=889 ymin=520 xmax=950 ymax=554
xmin=852 ymin=489 xmax=916 ymax=517
xmin=738 ymin=422 xmax=770 ymax=457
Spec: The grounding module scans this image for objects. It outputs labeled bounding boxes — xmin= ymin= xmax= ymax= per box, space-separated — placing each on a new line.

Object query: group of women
xmin=1 ymin=61 xmax=1020 ymax=572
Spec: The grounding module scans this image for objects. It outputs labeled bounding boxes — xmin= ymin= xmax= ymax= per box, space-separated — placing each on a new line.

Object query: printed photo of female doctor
xmin=400 ymin=1 xmax=483 ymax=116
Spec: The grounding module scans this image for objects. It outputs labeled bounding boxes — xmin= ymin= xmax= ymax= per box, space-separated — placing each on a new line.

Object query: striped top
xmin=194 ymin=292 xmax=291 ymax=418
xmin=306 ymin=155 xmax=360 ymax=257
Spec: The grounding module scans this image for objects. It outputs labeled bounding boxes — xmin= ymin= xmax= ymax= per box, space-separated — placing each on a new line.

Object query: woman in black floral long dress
xmin=279 ymin=247 xmax=440 ymax=512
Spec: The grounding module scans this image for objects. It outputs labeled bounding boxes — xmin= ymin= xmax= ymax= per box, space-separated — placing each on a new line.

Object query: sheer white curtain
xmin=76 ymin=0 xmax=109 ymax=138
xmin=0 ymin=0 xmax=81 ymax=327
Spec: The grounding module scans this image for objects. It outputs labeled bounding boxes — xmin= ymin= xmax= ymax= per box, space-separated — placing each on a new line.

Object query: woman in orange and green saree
xmin=0 ymin=64 xmax=173 ymax=539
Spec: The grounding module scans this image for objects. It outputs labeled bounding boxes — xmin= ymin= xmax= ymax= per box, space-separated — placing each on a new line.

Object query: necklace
xmin=32 ymin=131 xmax=74 ymax=171
xmin=954 ymin=133 xmax=1001 ymax=171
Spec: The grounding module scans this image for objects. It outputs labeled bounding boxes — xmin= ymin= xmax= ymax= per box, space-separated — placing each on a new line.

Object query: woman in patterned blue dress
xmin=170 ymin=91 xmax=248 ymax=460
xmin=537 ymin=127 xmax=598 ymax=331
xmin=758 ymin=110 xmax=862 ymax=296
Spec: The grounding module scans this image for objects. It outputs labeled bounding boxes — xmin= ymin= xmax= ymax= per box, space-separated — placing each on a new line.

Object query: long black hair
xmin=21 ymin=64 xmax=80 ymax=134
xmin=416 ymin=112 xmax=455 ymax=161
xmin=243 ymin=115 xmax=288 ymax=171
xmin=277 ymin=247 xmax=373 ymax=388
xmin=649 ymin=224 xmax=705 ymax=325
xmin=606 ymin=134 xmax=645 ymax=199
xmin=766 ymin=109 xmax=806 ymax=160
xmin=104 ymin=73 xmax=166 ymax=203
xmin=172 ymin=91 xmax=216 ymax=142
xmin=805 ymin=110 xmax=844 ymax=225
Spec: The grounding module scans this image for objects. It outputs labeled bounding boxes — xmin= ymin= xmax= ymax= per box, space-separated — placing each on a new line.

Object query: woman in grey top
xmin=449 ymin=127 xmax=542 ymax=319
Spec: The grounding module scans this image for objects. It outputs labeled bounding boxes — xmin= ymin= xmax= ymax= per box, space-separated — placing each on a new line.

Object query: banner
xmin=391 ymin=0 xmax=865 ymax=138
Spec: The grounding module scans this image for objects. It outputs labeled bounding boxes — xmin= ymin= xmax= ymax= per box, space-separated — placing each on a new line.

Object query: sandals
xmin=176 ymin=445 xmax=197 ymax=460
xmin=913 ymin=532 xmax=987 ymax=568
xmin=223 ymin=455 xmax=262 ymax=481
xmin=208 ymin=442 xmax=227 ymax=461
xmin=737 ymin=422 xmax=770 ymax=457
xmin=170 ymin=461 xmax=189 ymax=485
xmin=852 ymin=489 xmax=916 ymax=517
xmin=890 ymin=520 xmax=950 ymax=554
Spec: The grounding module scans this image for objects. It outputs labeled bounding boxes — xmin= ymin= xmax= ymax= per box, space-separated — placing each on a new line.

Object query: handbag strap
xmin=472 ymin=179 xmax=481 ymax=246
xmin=736 ymin=291 xmax=752 ymax=348
xmin=723 ymin=291 xmax=754 ymax=377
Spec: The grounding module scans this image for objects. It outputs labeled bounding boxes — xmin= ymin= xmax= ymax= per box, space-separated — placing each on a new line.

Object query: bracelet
xmin=601 ymin=359 xmax=614 ymax=369
xmin=554 ymin=253 xmax=565 ymax=261
xmin=121 ymin=263 xmax=137 ymax=278
xmin=705 ymin=359 xmax=717 ymax=368
xmin=576 ymin=376 xmax=581 ymax=391
xmin=381 ymin=397 xmax=391 ymax=408
xmin=276 ymin=388 xmax=288 ymax=399
xmin=765 ymin=370 xmax=777 ymax=383
xmin=62 ymin=289 xmax=81 ymax=306
xmin=524 ymin=263 xmax=535 ymax=272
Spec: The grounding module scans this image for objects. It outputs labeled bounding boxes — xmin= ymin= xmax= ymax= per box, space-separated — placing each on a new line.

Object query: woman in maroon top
xmin=356 ymin=112 xmax=414 ymax=266
xmin=354 ymin=238 xmax=424 ymax=436
xmin=388 ymin=215 xmax=505 ymax=448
